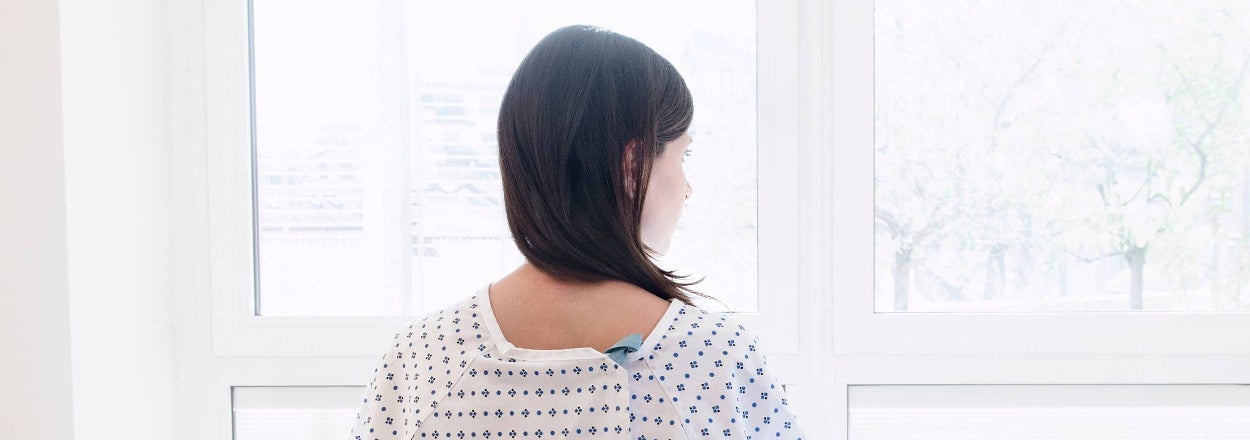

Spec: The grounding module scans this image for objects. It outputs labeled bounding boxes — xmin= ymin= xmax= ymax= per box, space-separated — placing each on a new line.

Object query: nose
xmin=684 ymin=181 xmax=692 ymax=200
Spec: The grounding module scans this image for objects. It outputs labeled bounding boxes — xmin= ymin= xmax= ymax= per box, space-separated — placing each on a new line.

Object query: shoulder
xmin=672 ymin=305 xmax=761 ymax=346
xmin=351 ymin=294 xmax=494 ymax=439
xmin=645 ymin=306 xmax=806 ymax=438
xmin=379 ymin=295 xmax=467 ymax=338
xmin=647 ymin=304 xmax=765 ymax=367
xmin=371 ymin=294 xmax=495 ymax=369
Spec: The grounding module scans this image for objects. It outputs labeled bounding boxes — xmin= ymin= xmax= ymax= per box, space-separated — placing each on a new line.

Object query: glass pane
xmin=232 ymin=386 xmax=361 ymax=440
xmin=875 ymin=0 xmax=1250 ymax=312
xmin=850 ymin=384 xmax=1250 ymax=439
xmin=250 ymin=1 xmax=757 ymax=316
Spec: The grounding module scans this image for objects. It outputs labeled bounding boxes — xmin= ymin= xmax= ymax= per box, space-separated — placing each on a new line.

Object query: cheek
xmin=649 ymin=164 xmax=685 ymax=205
xmin=640 ymin=163 xmax=684 ymax=225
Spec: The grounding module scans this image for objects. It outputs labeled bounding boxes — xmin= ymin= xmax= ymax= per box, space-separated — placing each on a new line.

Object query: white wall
xmin=1 ymin=0 xmax=178 ymax=439
xmin=0 ymin=0 xmax=76 ymax=438
xmin=59 ymin=0 xmax=178 ymax=438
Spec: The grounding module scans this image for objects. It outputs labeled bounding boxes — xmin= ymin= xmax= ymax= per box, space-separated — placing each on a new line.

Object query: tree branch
xmin=875 ymin=210 xmax=903 ymax=238
xmin=912 ymin=219 xmax=943 ymax=246
xmin=1171 ymin=52 xmax=1250 ymax=206
xmin=991 ymin=42 xmax=1055 ymax=150
xmin=1066 ymin=248 xmax=1123 ymax=263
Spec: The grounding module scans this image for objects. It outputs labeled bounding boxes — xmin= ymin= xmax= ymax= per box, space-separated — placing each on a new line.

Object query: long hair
xmin=496 ymin=25 xmax=713 ymax=306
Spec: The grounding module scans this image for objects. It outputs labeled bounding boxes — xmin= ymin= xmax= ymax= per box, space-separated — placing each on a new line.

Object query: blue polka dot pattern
xmin=349 ymin=284 xmax=805 ymax=439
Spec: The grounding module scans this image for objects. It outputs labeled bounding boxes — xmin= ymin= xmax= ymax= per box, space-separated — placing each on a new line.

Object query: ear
xmin=622 ymin=140 xmax=640 ymax=199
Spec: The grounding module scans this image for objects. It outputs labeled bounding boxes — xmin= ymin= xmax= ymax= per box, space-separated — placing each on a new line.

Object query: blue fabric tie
xmin=604 ymin=332 xmax=643 ymax=365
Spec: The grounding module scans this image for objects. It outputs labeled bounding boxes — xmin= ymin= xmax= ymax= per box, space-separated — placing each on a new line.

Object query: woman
xmin=350 ymin=25 xmax=805 ymax=439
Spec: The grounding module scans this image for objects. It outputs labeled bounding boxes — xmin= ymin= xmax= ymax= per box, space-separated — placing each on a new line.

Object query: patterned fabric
xmin=349 ymin=284 xmax=805 ymax=439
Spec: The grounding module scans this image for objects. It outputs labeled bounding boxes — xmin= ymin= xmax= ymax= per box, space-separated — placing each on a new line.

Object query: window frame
xmin=202 ymin=0 xmax=802 ymax=358
xmin=829 ymin=0 xmax=1250 ymax=358
xmin=174 ymin=1 xmax=1250 ymax=439
xmin=172 ymin=1 xmax=821 ymax=439
xmin=826 ymin=1 xmax=1250 ymax=439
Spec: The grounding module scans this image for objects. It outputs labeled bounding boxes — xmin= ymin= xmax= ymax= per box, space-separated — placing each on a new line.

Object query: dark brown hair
xmin=496 ymin=25 xmax=713 ymax=306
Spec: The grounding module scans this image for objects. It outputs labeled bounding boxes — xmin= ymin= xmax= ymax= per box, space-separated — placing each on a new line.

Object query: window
xmin=874 ymin=0 xmax=1250 ymax=313
xmin=850 ymin=385 xmax=1250 ymax=439
xmin=249 ymin=0 xmax=760 ymax=317
xmin=176 ymin=1 xmax=806 ymax=439
xmin=206 ymin=0 xmax=801 ymax=356
xmin=232 ymin=387 xmax=361 ymax=440
xmin=828 ymin=1 xmax=1250 ymax=439
xmin=831 ymin=0 xmax=1250 ymax=356
xmin=175 ymin=0 xmax=1250 ymax=438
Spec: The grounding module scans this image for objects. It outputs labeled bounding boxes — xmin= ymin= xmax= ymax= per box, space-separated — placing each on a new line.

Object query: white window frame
xmin=829 ymin=0 xmax=1250 ymax=356
xmin=825 ymin=1 xmax=1250 ymax=439
xmin=170 ymin=1 xmax=826 ymax=439
xmin=174 ymin=1 xmax=1250 ymax=438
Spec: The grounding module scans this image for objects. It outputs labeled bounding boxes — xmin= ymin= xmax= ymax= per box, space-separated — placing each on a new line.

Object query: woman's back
xmin=487 ymin=263 xmax=673 ymax=353
xmin=348 ymin=283 xmax=805 ymax=440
